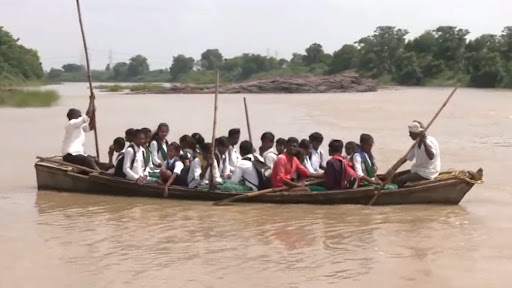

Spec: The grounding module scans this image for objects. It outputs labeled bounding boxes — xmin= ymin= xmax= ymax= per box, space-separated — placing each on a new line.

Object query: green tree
xmin=47 ymin=68 xmax=63 ymax=80
xmin=405 ymin=31 xmax=444 ymax=78
xmin=328 ymin=44 xmax=359 ymax=74
xmin=392 ymin=52 xmax=423 ymax=85
xmin=303 ymin=43 xmax=325 ymax=66
xmin=127 ymin=54 xmax=150 ymax=78
xmin=169 ymin=55 xmax=195 ymax=80
xmin=112 ymin=62 xmax=128 ymax=80
xmin=465 ymin=34 xmax=504 ymax=87
xmin=200 ymin=49 xmax=223 ymax=70
xmin=61 ymin=63 xmax=85 ymax=73
xmin=431 ymin=26 xmax=470 ymax=71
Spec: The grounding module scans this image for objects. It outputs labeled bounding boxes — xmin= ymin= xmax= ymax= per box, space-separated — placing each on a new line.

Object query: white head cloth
xmin=408 ymin=122 xmax=424 ymax=133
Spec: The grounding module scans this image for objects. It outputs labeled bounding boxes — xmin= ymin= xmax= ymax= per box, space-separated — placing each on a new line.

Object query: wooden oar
xmin=213 ymin=179 xmax=324 ymax=206
xmin=243 ymin=97 xmax=253 ymax=143
xmin=209 ymin=70 xmax=220 ymax=191
xmin=368 ymin=85 xmax=459 ymax=206
xmin=75 ymin=0 xmax=100 ymax=161
xmin=36 ymin=156 xmax=97 ymax=174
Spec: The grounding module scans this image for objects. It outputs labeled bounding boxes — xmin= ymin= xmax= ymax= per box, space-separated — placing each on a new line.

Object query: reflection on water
xmin=1 ymin=84 xmax=512 ymax=287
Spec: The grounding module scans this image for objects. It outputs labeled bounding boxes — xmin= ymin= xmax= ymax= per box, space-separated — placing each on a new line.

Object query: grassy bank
xmin=0 ymin=89 xmax=60 ymax=107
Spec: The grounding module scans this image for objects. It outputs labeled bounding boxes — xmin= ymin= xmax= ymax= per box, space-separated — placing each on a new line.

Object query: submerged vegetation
xmin=46 ymin=25 xmax=512 ymax=88
xmin=0 ymin=27 xmax=60 ymax=107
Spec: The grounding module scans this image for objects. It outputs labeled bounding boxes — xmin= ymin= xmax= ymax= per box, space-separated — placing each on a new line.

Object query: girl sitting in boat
xmin=149 ymin=123 xmax=169 ymax=168
xmin=160 ymin=142 xmax=188 ymax=197
xmin=187 ymin=143 xmax=222 ymax=189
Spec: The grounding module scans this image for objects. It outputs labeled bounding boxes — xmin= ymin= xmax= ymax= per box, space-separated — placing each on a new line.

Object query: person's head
xmin=293 ymin=146 xmax=305 ymax=162
xmin=359 ymin=133 xmax=374 ymax=153
xmin=275 ymin=138 xmax=287 ymax=154
xmin=191 ymin=133 xmax=205 ymax=148
xmin=125 ymin=128 xmax=135 ymax=143
xmin=215 ymin=136 xmax=230 ymax=155
xmin=140 ymin=127 xmax=152 ymax=146
xmin=328 ymin=139 xmax=344 ymax=156
xmin=179 ymin=151 xmax=191 ymax=166
xmin=345 ymin=141 xmax=358 ymax=156
xmin=239 ymin=140 xmax=253 ymax=157
xmin=66 ymin=108 xmax=81 ymax=120
xmin=227 ymin=128 xmax=241 ymax=146
xmin=179 ymin=134 xmax=195 ymax=150
xmin=133 ymin=129 xmax=146 ymax=147
xmin=153 ymin=123 xmax=169 ymax=142
xmin=309 ymin=132 xmax=324 ymax=151
xmin=408 ymin=120 xmax=425 ymax=140
xmin=200 ymin=142 xmax=213 ymax=158
xmin=167 ymin=142 xmax=181 ymax=159
xmin=299 ymin=139 xmax=312 ymax=157
xmin=113 ymin=137 xmax=125 ymax=153
xmin=260 ymin=132 xmax=275 ymax=150
xmin=285 ymin=137 xmax=299 ymax=156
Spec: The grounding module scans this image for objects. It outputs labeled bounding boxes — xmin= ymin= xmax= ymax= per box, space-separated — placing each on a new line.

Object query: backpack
xmin=242 ymin=156 xmax=272 ymax=190
xmin=113 ymin=145 xmax=145 ymax=178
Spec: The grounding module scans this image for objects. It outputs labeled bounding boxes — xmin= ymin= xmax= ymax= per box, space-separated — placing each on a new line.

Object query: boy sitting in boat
xmin=214 ymin=136 xmax=232 ymax=179
xmin=161 ymin=142 xmax=188 ymax=196
xmin=324 ymin=140 xmax=359 ymax=190
xmin=259 ymin=132 xmax=278 ymax=168
xmin=352 ymin=134 xmax=382 ymax=186
xmin=187 ymin=143 xmax=222 ymax=189
xmin=226 ymin=140 xmax=261 ymax=192
xmin=309 ymin=132 xmax=326 ymax=172
xmin=114 ymin=129 xmax=156 ymax=185
xmin=226 ymin=128 xmax=241 ymax=172
xmin=106 ymin=137 xmax=125 ymax=173
xmin=275 ymin=138 xmax=286 ymax=155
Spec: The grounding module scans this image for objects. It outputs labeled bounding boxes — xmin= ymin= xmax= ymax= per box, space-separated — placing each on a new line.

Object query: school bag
xmin=242 ymin=155 xmax=273 ymax=190
xmin=113 ymin=145 xmax=146 ymax=178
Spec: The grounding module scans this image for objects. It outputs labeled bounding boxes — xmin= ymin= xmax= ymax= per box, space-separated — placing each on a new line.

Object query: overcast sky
xmin=1 ymin=0 xmax=510 ymax=70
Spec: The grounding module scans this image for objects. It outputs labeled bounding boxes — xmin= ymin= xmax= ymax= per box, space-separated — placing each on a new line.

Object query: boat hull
xmin=34 ymin=161 xmax=482 ymax=206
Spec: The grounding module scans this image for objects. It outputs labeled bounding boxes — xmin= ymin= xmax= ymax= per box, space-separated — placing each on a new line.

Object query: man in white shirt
xmin=122 ymin=129 xmax=151 ymax=184
xmin=227 ymin=128 xmax=241 ymax=171
xmin=393 ymin=121 xmax=441 ymax=188
xmin=259 ymin=132 xmax=278 ymax=168
xmin=61 ymin=101 xmax=100 ymax=171
xmin=229 ymin=140 xmax=259 ymax=191
xmin=309 ymin=132 xmax=326 ymax=172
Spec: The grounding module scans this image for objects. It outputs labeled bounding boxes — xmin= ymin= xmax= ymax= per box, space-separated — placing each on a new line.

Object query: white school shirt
xmin=407 ymin=136 xmax=441 ymax=179
xmin=227 ymin=145 xmax=241 ymax=172
xmin=352 ymin=152 xmax=376 ymax=179
xmin=149 ymin=140 xmax=167 ymax=166
xmin=122 ymin=145 xmax=148 ymax=181
xmin=303 ymin=157 xmax=316 ymax=173
xmin=262 ymin=148 xmax=278 ymax=168
xmin=164 ymin=157 xmax=184 ymax=174
xmin=229 ymin=154 xmax=259 ymax=191
xmin=188 ymin=158 xmax=222 ymax=188
xmin=216 ymin=151 xmax=232 ymax=178
xmin=310 ymin=148 xmax=325 ymax=172
xmin=107 ymin=150 xmax=125 ymax=174
xmin=62 ymin=115 xmax=90 ymax=155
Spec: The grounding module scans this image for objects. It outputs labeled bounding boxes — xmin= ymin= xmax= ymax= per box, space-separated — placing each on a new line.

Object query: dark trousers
xmin=392 ymin=172 xmax=429 ymax=188
xmin=63 ymin=153 xmax=97 ymax=170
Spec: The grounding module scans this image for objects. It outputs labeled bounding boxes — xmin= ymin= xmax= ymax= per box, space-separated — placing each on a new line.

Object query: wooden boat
xmin=34 ymin=157 xmax=484 ymax=205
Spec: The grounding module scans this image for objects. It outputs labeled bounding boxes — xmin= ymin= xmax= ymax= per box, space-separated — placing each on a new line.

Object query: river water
xmin=1 ymin=83 xmax=511 ymax=287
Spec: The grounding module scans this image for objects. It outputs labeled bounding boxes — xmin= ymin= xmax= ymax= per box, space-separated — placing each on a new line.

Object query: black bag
xmin=242 ymin=156 xmax=272 ymax=190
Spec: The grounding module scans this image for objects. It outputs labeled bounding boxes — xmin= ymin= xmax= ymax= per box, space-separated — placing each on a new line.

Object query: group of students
xmin=62 ymin=104 xmax=441 ymax=194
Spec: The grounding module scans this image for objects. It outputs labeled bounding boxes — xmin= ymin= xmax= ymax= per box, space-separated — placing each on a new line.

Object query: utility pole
xmin=108 ymin=49 xmax=113 ymax=67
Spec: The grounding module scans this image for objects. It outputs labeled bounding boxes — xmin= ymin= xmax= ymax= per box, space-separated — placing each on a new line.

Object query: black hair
xmin=239 ymin=140 xmax=253 ymax=156
xmin=191 ymin=133 xmax=205 ymax=146
xmin=215 ymin=136 xmax=229 ymax=148
xmin=299 ymin=139 xmax=311 ymax=150
xmin=260 ymin=132 xmax=275 ymax=142
xmin=113 ymin=137 xmax=125 ymax=148
xmin=276 ymin=138 xmax=287 ymax=146
xmin=179 ymin=152 xmax=190 ymax=162
xmin=345 ymin=141 xmax=358 ymax=151
xmin=287 ymin=137 xmax=299 ymax=145
xmin=168 ymin=142 xmax=181 ymax=152
xmin=125 ymin=128 xmax=135 ymax=137
xmin=133 ymin=129 xmax=144 ymax=137
xmin=179 ymin=134 xmax=196 ymax=150
xmin=309 ymin=132 xmax=324 ymax=143
xmin=200 ymin=142 xmax=212 ymax=154
xmin=140 ymin=127 xmax=152 ymax=135
xmin=360 ymin=133 xmax=374 ymax=144
xmin=66 ymin=108 xmax=80 ymax=120
xmin=228 ymin=128 xmax=241 ymax=138
xmin=152 ymin=123 xmax=169 ymax=142
xmin=328 ymin=139 xmax=344 ymax=154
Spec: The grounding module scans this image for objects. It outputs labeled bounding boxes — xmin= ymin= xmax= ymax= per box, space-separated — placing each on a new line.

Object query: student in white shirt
xmin=149 ymin=123 xmax=169 ymax=168
xmin=61 ymin=101 xmax=100 ymax=171
xmin=393 ymin=121 xmax=441 ymax=188
xmin=299 ymin=139 xmax=316 ymax=173
xmin=309 ymin=132 xmax=326 ymax=172
xmin=228 ymin=141 xmax=259 ymax=192
xmin=226 ymin=128 xmax=241 ymax=171
xmin=107 ymin=137 xmax=126 ymax=173
xmin=259 ymin=132 xmax=278 ymax=168
xmin=124 ymin=128 xmax=135 ymax=147
xmin=188 ymin=143 xmax=222 ymax=188
xmin=215 ymin=136 xmax=232 ymax=179
xmin=352 ymin=133 xmax=382 ymax=186
xmin=160 ymin=142 xmax=188 ymax=196
xmin=118 ymin=129 xmax=152 ymax=184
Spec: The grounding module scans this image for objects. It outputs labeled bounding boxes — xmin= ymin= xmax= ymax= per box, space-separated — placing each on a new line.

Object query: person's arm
xmin=323 ymin=160 xmax=337 ymax=190
xmin=149 ymin=141 xmax=162 ymax=167
xmin=191 ymin=159 xmax=202 ymax=181
xmin=122 ymin=148 xmax=139 ymax=181
xmin=422 ymin=135 xmax=435 ymax=160
xmin=319 ymin=150 xmax=326 ymax=171
xmin=68 ymin=115 xmax=89 ymax=129
xmin=264 ymin=153 xmax=277 ymax=168
xmin=274 ymin=157 xmax=303 ymax=188
xmin=295 ymin=158 xmax=323 ymax=179
xmin=229 ymin=165 xmax=243 ymax=184
xmin=353 ymin=153 xmax=379 ymax=184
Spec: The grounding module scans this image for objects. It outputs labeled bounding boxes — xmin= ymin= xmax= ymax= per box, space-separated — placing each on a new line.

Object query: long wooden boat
xmin=34 ymin=158 xmax=484 ymax=205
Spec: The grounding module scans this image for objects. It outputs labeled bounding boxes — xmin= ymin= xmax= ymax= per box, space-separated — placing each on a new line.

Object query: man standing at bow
xmin=392 ymin=120 xmax=441 ymax=188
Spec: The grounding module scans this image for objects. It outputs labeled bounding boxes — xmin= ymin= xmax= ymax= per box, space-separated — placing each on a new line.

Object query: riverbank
xmin=95 ymin=73 xmax=377 ymax=94
xmin=0 ymin=89 xmax=60 ymax=107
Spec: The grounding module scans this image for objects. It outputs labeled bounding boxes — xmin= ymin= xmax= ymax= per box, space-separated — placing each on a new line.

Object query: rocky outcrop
xmin=132 ymin=73 xmax=378 ymax=94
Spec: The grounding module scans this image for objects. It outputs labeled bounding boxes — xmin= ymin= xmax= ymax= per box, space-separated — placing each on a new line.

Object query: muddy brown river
xmin=1 ymin=83 xmax=511 ymax=287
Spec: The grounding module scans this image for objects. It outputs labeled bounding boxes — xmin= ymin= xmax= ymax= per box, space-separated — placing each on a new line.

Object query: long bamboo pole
xmin=75 ymin=0 xmax=100 ymax=161
xmin=243 ymin=97 xmax=253 ymax=143
xmin=209 ymin=70 xmax=220 ymax=191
